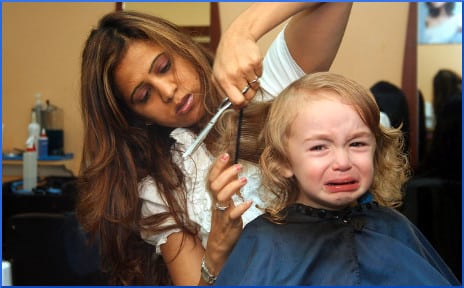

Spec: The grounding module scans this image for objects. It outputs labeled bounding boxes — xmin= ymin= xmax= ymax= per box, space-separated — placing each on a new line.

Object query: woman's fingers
xmin=208 ymin=153 xmax=251 ymax=223
xmin=228 ymin=200 xmax=253 ymax=220
xmin=208 ymin=153 xmax=230 ymax=189
xmin=212 ymin=77 xmax=251 ymax=109
xmin=208 ymin=153 xmax=252 ymax=224
xmin=208 ymin=155 xmax=245 ymax=199
xmin=216 ymin=175 xmax=246 ymax=203
xmin=212 ymin=32 xmax=263 ymax=108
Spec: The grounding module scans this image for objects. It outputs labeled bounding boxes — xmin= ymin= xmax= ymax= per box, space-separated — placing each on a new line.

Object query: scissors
xmin=182 ymin=98 xmax=232 ymax=159
xmin=182 ymin=97 xmax=244 ymax=164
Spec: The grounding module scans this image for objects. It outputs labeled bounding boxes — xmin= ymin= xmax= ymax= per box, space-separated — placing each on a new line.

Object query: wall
xmin=219 ymin=2 xmax=409 ymax=89
xmin=332 ymin=2 xmax=408 ymax=88
xmin=2 ymin=2 xmax=114 ymax=175
xmin=2 ymin=2 xmax=410 ymax=176
xmin=124 ymin=2 xmax=210 ymax=26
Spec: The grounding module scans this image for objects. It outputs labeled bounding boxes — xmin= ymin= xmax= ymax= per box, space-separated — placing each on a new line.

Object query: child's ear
xmin=280 ymin=163 xmax=294 ymax=178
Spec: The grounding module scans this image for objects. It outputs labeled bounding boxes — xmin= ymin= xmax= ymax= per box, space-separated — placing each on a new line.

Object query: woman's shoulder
xmin=138 ymin=175 xmax=160 ymax=201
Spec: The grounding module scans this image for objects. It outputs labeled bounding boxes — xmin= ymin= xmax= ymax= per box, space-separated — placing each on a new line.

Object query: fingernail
xmin=235 ymin=164 xmax=242 ymax=172
xmin=221 ymin=153 xmax=229 ymax=161
xmin=239 ymin=176 xmax=247 ymax=183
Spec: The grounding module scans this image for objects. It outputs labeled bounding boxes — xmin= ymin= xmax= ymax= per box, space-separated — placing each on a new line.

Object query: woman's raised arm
xmin=213 ymin=2 xmax=352 ymax=106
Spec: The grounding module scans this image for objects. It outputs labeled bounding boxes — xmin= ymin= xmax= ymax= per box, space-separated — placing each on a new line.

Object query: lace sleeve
xmin=139 ymin=176 xmax=181 ymax=254
xmin=138 ymin=128 xmax=215 ymax=254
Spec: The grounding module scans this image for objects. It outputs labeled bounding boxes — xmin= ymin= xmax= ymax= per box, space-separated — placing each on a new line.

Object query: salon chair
xmin=401 ymin=177 xmax=462 ymax=281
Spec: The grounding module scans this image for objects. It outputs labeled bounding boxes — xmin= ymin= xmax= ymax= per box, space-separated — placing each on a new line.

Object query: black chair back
xmin=4 ymin=212 xmax=107 ymax=285
xmin=401 ymin=177 xmax=462 ymax=281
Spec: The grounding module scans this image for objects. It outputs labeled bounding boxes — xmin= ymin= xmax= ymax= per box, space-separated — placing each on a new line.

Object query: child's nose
xmin=332 ymin=149 xmax=351 ymax=171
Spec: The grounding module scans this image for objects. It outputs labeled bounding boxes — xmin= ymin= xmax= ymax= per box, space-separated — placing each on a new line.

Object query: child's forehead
xmin=299 ymin=89 xmax=344 ymax=103
xmin=295 ymin=93 xmax=366 ymax=124
xmin=297 ymin=97 xmax=356 ymax=116
xmin=299 ymin=88 xmax=369 ymax=112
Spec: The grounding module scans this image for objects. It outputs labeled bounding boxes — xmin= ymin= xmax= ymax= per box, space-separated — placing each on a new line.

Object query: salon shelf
xmin=2 ymin=153 xmax=74 ymax=179
xmin=2 ymin=153 xmax=74 ymax=161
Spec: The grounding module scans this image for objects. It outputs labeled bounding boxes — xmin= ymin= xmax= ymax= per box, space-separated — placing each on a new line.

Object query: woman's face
xmin=282 ymin=93 xmax=375 ymax=210
xmin=114 ymin=40 xmax=205 ymax=128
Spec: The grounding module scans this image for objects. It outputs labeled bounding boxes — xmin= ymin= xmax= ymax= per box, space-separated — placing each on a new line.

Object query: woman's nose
xmin=153 ymin=78 xmax=176 ymax=103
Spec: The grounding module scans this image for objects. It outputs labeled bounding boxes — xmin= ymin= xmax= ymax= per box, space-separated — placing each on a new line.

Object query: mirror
xmin=417 ymin=2 xmax=462 ymax=131
xmin=409 ymin=2 xmax=462 ymax=280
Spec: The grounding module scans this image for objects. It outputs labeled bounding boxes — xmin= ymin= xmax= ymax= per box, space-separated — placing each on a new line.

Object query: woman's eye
xmin=135 ymin=87 xmax=151 ymax=104
xmin=160 ymin=59 xmax=172 ymax=73
xmin=140 ymin=90 xmax=150 ymax=103
xmin=156 ymin=54 xmax=172 ymax=74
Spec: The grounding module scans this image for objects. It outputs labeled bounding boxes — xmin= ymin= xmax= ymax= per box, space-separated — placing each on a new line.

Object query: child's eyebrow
xmin=350 ymin=129 xmax=374 ymax=138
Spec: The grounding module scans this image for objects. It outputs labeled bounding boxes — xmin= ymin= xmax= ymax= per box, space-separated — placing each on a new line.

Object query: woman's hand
xmin=212 ymin=2 xmax=352 ymax=108
xmin=212 ymin=2 xmax=312 ymax=108
xmin=213 ymin=28 xmax=263 ymax=108
xmin=204 ymin=153 xmax=253 ymax=276
xmin=160 ymin=153 xmax=251 ymax=285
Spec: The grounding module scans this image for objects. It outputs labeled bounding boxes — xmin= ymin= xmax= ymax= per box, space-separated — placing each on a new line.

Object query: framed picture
xmin=418 ymin=2 xmax=462 ymax=44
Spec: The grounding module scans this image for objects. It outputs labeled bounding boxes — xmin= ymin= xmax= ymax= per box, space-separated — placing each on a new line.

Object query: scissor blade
xmin=182 ymin=99 xmax=231 ymax=158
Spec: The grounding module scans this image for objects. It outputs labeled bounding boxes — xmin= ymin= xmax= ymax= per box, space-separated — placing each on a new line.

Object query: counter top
xmin=2 ymin=153 xmax=73 ymax=161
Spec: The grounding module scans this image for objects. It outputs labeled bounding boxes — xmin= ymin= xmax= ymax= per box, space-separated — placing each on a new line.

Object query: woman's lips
xmin=176 ymin=94 xmax=193 ymax=115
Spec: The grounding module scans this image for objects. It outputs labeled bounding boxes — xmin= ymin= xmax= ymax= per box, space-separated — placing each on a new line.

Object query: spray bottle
xmin=23 ymin=138 xmax=38 ymax=192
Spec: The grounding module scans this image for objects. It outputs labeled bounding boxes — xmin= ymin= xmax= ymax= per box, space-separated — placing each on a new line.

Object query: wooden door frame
xmin=402 ymin=2 xmax=418 ymax=169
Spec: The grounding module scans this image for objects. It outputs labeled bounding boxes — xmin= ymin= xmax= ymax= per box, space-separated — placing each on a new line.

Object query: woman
xmin=77 ymin=3 xmax=352 ymax=285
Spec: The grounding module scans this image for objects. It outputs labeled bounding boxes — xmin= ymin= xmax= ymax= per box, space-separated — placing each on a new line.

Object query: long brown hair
xmin=213 ymin=102 xmax=271 ymax=163
xmin=260 ymin=72 xmax=410 ymax=220
xmin=77 ymin=11 xmax=222 ymax=285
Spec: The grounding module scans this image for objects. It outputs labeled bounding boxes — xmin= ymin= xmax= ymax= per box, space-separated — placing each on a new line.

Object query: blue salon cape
xmin=215 ymin=202 xmax=460 ymax=286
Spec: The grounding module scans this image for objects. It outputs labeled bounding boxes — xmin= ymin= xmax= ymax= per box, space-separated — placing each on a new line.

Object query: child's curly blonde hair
xmin=214 ymin=72 xmax=410 ymax=222
xmin=260 ymin=72 xmax=410 ymax=220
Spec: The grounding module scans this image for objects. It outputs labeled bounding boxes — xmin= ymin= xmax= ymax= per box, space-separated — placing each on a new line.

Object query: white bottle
xmin=23 ymin=143 xmax=37 ymax=192
xmin=28 ymin=111 xmax=40 ymax=156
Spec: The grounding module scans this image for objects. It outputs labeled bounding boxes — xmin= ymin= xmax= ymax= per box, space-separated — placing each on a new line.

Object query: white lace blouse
xmin=139 ymin=28 xmax=305 ymax=254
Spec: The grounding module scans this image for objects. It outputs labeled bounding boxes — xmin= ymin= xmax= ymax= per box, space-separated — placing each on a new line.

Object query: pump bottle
xmin=28 ymin=111 xmax=40 ymax=155
xmin=34 ymin=93 xmax=43 ymax=130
